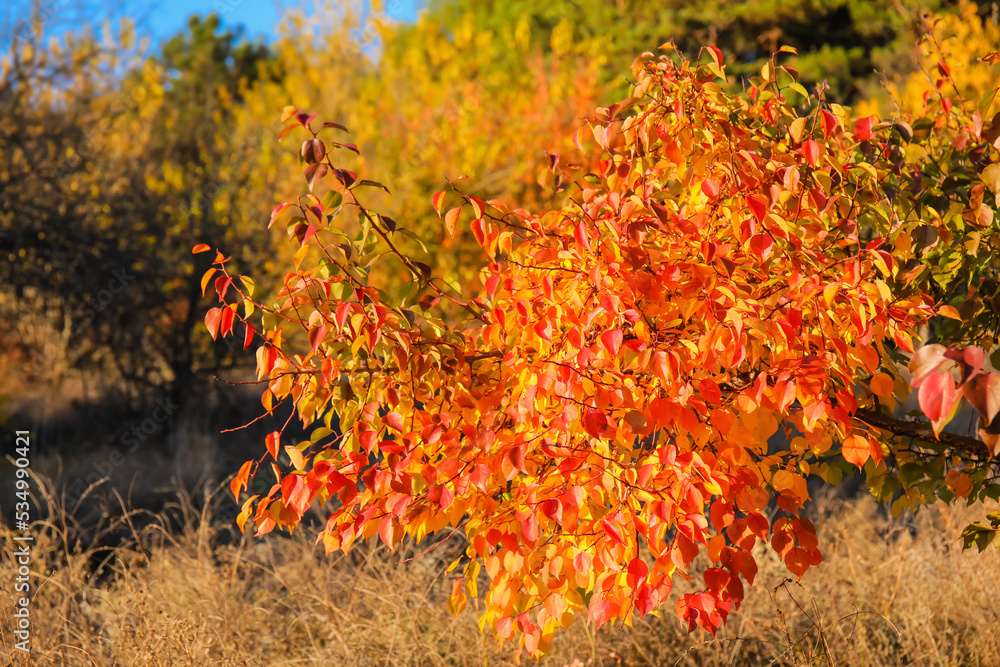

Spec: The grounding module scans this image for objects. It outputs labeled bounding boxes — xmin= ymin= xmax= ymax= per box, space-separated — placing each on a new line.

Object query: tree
xmin=256 ymin=1 xmax=606 ymax=291
xmin=0 ymin=13 xmax=281 ymax=402
xmin=205 ymin=37 xmax=1000 ymax=659
xmin=425 ymin=0 xmax=985 ymax=104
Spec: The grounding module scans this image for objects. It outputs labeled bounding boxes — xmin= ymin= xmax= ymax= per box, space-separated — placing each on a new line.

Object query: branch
xmin=854 ymin=408 xmax=991 ymax=459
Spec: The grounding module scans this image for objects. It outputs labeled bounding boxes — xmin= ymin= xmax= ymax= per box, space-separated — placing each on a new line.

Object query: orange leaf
xmin=444 ymin=206 xmax=461 ymax=238
xmin=432 ymin=191 xmax=446 ymax=216
xmin=205 ymin=307 xmax=222 ymax=340
xmin=870 ymin=372 xmax=894 ymax=397
xmin=265 ymin=431 xmax=280 ymax=459
xmin=841 ymin=434 xmax=870 ymax=469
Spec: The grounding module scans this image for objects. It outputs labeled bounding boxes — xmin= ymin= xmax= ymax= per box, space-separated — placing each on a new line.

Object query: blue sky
xmin=3 ymin=0 xmax=421 ymax=51
xmin=149 ymin=0 xmax=422 ymax=44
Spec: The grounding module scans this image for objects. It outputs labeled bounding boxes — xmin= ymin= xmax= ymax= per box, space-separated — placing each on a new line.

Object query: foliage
xmin=0 ymin=14 xmax=283 ymax=398
xmin=253 ymin=2 xmax=605 ymax=291
xmin=425 ymin=0 xmax=975 ymax=104
xmin=0 ymin=20 xmax=164 ymax=387
xmin=860 ymin=0 xmax=1000 ymax=118
xmin=203 ymin=37 xmax=1000 ymax=657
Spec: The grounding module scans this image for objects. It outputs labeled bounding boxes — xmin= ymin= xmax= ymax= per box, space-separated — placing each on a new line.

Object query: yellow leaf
xmin=982 ymin=163 xmax=1000 ymax=196
xmin=789 ymin=117 xmax=808 ymax=143
xmin=822 ymin=282 xmax=839 ymax=308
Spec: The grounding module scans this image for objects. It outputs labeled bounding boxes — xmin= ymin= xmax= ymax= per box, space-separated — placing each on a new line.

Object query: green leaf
xmin=960 ymin=523 xmax=997 ymax=552
xmin=322 ymin=190 xmax=343 ymax=209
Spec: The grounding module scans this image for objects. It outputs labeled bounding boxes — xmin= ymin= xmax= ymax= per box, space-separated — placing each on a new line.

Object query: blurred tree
xmin=0 ymin=13 xmax=282 ymax=408
xmin=0 ymin=21 xmax=154 ymax=394
xmin=136 ymin=13 xmax=281 ymax=403
xmin=425 ymin=0 xmax=996 ymax=104
xmin=252 ymin=2 xmax=604 ymax=295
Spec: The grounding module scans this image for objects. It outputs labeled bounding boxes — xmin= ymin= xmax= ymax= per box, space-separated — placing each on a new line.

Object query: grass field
xmin=1 ymin=467 xmax=998 ymax=666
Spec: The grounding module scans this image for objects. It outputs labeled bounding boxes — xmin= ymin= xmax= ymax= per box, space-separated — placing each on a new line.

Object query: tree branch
xmin=854 ymin=408 xmax=991 ymax=460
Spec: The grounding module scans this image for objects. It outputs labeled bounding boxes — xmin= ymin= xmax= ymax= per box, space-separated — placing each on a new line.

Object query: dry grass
xmin=1 ymin=472 xmax=998 ymax=667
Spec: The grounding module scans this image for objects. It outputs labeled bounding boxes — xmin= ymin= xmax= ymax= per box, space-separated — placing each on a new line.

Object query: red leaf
xmin=651 ymin=202 xmax=670 ymax=226
xmin=485 ymin=274 xmax=500 ymax=298
xmin=652 ymin=350 xmax=673 ymax=384
xmin=945 ymin=345 xmax=984 ymax=383
xmin=540 ymin=498 xmax=563 ymax=524
xmin=192 ymin=243 xmax=211 ymax=254
xmin=215 ymin=275 xmax=233 ymax=300
xmin=801 ymin=140 xmax=820 ymax=166
xmin=893 ymin=329 xmax=914 ymax=353
xmin=379 ymin=516 xmax=399 ymax=549
xmin=384 ymin=412 xmax=405 ymax=432
xmin=601 ymin=329 xmax=623 ymax=356
xmin=587 ymin=597 xmax=619 ymax=630
xmin=964 ymin=372 xmax=1000 ymax=425
xmin=495 ymin=616 xmax=513 ymax=639
xmin=785 ymin=547 xmax=811 ymax=577
xmin=575 ymin=219 xmax=591 ymax=252
xmin=701 ymin=178 xmax=720 ymax=200
xmin=627 ymin=557 xmax=648 ymax=588
xmin=774 ymin=379 xmax=797 ymax=412
xmin=469 ymin=196 xmax=485 ymax=218
xmin=230 ymin=460 xmax=253 ymax=499
xmin=746 ymin=195 xmax=766 ymax=222
xmin=521 ymin=513 xmax=538 ymax=543
xmin=704 ymin=45 xmax=723 ymax=69
xmin=432 ymin=191 xmax=446 ymax=216
xmin=308 ymin=325 xmax=328 ymax=355
xmin=854 ymin=115 xmax=874 ymax=141
xmin=918 ymin=371 xmax=957 ymax=429
xmin=602 ymin=518 xmax=626 ymax=546
xmin=507 ymin=445 xmax=526 ymax=472
xmin=635 ymin=583 xmax=657 ymax=617
xmin=268 ymin=203 xmax=291 ymax=228
xmin=334 ymin=302 xmax=352 ymax=332
xmin=584 ymin=409 xmax=609 ymax=439
xmin=471 ymin=217 xmax=486 ymax=248
xmin=304 ymin=162 xmax=328 ymax=192
xmin=801 ymin=400 xmax=826 ymax=427
xmin=220 ymin=305 xmax=236 ymax=337
xmin=820 ymin=110 xmax=838 ymax=137
xmin=295 ymin=112 xmax=317 ymax=128
xmin=748 ymin=233 xmax=773 ymax=262
xmin=703 ymin=568 xmax=730 ymax=594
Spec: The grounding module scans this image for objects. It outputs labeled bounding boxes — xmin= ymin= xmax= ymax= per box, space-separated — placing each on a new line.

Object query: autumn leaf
xmin=918 ymin=372 xmax=958 ymax=436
